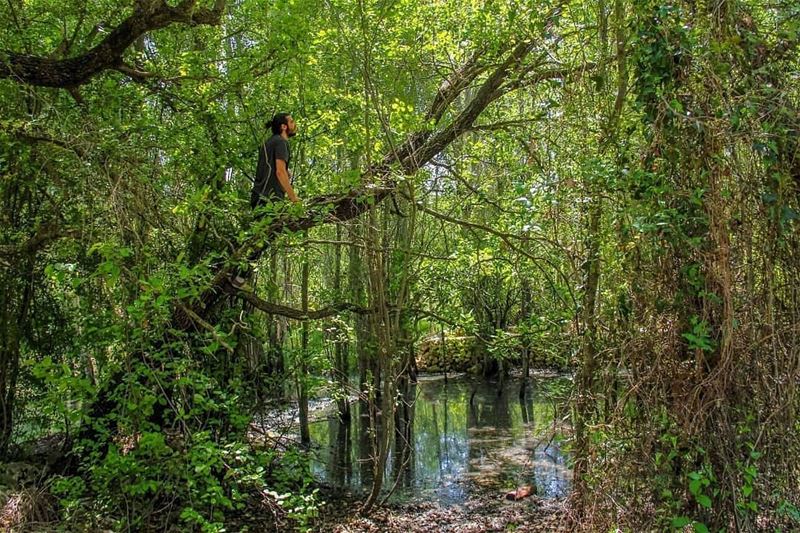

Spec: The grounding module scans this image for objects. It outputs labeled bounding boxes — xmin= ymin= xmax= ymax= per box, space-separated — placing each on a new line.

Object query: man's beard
xmin=288 ymin=130 xmax=297 ymax=137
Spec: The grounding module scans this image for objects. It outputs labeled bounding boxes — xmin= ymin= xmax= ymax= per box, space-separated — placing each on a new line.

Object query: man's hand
xmin=276 ymin=159 xmax=299 ymax=203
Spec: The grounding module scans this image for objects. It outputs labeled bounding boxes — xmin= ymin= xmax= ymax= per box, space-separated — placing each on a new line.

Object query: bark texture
xmin=1 ymin=0 xmax=226 ymax=87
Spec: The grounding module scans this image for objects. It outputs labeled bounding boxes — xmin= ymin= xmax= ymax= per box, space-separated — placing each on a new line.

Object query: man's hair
xmin=270 ymin=113 xmax=291 ymax=135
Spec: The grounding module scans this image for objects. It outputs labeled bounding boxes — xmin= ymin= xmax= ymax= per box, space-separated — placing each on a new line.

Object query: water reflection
xmin=309 ymin=375 xmax=572 ymax=505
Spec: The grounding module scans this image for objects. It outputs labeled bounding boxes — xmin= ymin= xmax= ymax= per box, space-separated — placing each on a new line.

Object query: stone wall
xmin=416 ymin=335 xmax=477 ymax=373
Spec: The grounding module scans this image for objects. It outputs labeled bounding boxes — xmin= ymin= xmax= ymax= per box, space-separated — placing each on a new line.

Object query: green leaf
xmin=672 ymin=516 xmax=691 ymax=528
xmin=696 ymin=494 xmax=712 ymax=508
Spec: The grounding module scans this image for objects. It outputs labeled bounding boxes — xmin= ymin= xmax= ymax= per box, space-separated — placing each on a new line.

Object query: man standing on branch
xmin=232 ymin=113 xmax=299 ymax=289
xmin=251 ymin=113 xmax=300 ymax=207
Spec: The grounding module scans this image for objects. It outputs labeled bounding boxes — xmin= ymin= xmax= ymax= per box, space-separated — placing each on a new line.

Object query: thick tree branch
xmin=237 ymin=291 xmax=370 ymax=321
xmin=425 ymin=51 xmax=488 ymax=124
xmin=180 ymin=41 xmax=539 ymax=325
xmin=237 ymin=290 xmax=454 ymax=328
xmin=0 ymin=0 xmax=226 ymax=87
xmin=205 ymin=43 xmax=523 ymax=297
xmin=402 ymin=39 xmax=537 ymax=171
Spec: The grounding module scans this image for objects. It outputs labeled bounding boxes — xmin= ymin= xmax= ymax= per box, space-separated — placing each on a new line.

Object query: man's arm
xmin=275 ymin=159 xmax=299 ymax=203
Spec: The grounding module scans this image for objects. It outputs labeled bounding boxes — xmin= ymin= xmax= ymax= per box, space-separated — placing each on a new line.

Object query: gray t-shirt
xmin=251 ymin=134 xmax=290 ymax=206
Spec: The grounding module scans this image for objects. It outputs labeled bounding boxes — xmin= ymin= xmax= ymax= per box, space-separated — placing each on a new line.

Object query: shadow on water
xmin=309 ymin=374 xmax=572 ymax=505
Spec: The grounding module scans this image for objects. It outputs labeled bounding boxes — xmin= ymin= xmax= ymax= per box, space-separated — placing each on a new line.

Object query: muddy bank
xmin=317 ymin=491 xmax=571 ymax=532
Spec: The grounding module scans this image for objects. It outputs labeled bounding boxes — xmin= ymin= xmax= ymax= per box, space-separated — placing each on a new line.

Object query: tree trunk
xmin=361 ymin=205 xmax=396 ymax=513
xmin=519 ymin=278 xmax=531 ymax=400
xmin=573 ymin=199 xmax=602 ymax=499
xmin=348 ymin=221 xmax=372 ymax=400
xmin=0 ymin=265 xmax=32 ymax=459
xmin=332 ymin=225 xmax=351 ymax=421
xmin=298 ymin=239 xmax=310 ymax=447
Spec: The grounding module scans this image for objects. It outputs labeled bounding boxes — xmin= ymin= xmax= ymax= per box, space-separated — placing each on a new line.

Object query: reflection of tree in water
xmin=356 ymin=399 xmax=374 ymax=489
xmin=530 ymin=378 xmax=573 ymax=498
xmin=326 ymin=414 xmax=351 ymax=488
xmin=533 ymin=437 xmax=571 ymax=498
xmin=519 ymin=382 xmax=534 ymax=426
xmin=311 ymin=376 xmax=572 ymax=502
xmin=389 ymin=378 xmax=415 ymax=492
xmin=466 ymin=381 xmax=514 ymax=489
xmin=468 ymin=381 xmax=513 ymax=429
xmin=313 ymin=398 xmax=373 ymax=492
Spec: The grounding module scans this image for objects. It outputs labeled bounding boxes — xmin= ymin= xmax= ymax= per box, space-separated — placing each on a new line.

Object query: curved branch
xmin=177 ymin=303 xmax=234 ymax=352
xmin=0 ymin=0 xmax=226 ymax=87
xmin=237 ymin=291 xmax=455 ymax=328
xmin=237 ymin=291 xmax=370 ymax=321
xmin=0 ymin=224 xmax=80 ymax=266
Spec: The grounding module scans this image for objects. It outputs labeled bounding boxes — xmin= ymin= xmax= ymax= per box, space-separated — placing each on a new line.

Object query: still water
xmin=309 ymin=374 xmax=572 ymax=505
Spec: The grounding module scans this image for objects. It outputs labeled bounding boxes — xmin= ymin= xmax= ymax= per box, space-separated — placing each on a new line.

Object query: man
xmin=250 ymin=112 xmax=300 ymax=207
xmin=232 ymin=113 xmax=300 ymax=290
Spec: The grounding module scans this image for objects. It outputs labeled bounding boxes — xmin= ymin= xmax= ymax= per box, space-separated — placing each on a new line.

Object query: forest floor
xmin=316 ymin=492 xmax=571 ymax=532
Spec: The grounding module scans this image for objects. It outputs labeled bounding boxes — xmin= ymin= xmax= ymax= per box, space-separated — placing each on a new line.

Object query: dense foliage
xmin=1 ymin=0 xmax=798 ymax=531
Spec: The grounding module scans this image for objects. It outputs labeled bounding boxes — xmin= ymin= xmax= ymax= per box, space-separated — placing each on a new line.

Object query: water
xmin=309 ymin=373 xmax=572 ymax=505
